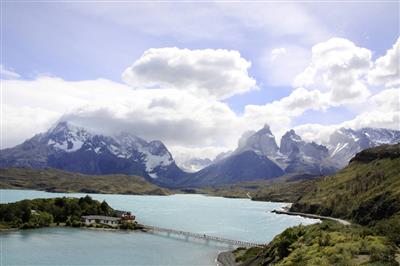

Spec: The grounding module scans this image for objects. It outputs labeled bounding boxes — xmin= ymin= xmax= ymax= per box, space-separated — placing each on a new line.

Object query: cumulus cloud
xmin=2 ymin=77 xmax=242 ymax=155
xmin=0 ymin=65 xmax=20 ymax=79
xmin=122 ymin=47 xmax=257 ymax=99
xmin=294 ymin=87 xmax=400 ymax=144
xmin=294 ymin=38 xmax=371 ymax=104
xmin=368 ymin=37 xmax=400 ymax=87
xmin=3 ymin=38 xmax=399 ymax=162
xmin=243 ymin=87 xmax=330 ymax=140
xmin=262 ymin=45 xmax=310 ymax=86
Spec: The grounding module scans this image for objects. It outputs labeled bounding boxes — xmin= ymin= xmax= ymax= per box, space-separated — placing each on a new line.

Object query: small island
xmin=0 ymin=195 xmax=144 ymax=230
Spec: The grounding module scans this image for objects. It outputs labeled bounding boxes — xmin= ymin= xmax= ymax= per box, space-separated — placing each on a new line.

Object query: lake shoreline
xmin=0 ymin=221 xmax=148 ymax=233
xmin=1 ymin=189 xmax=320 ymax=266
xmin=217 ymin=251 xmax=237 ymax=266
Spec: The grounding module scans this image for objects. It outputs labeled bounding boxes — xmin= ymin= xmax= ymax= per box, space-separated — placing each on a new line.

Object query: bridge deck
xmin=144 ymin=225 xmax=265 ymax=247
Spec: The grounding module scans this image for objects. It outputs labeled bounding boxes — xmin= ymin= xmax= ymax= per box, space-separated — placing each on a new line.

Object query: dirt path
xmin=272 ymin=210 xmax=351 ymax=225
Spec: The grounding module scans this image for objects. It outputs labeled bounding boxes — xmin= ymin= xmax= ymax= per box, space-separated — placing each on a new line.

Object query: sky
xmin=1 ymin=1 xmax=399 ymax=164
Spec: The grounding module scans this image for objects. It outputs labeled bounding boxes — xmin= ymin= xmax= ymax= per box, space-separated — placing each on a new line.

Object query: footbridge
xmin=144 ymin=225 xmax=266 ymax=247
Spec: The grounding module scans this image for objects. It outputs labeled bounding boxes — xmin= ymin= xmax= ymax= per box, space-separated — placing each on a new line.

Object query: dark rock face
xmin=279 ymin=130 xmax=336 ymax=175
xmin=349 ymin=144 xmax=400 ymax=163
xmin=235 ymin=124 xmax=279 ymax=157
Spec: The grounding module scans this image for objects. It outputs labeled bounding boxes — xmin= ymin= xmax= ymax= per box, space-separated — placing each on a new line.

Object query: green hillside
xmin=236 ymin=221 xmax=397 ymax=266
xmin=234 ymin=144 xmax=400 ymax=265
xmin=291 ymin=143 xmax=400 ymax=243
xmin=0 ymin=168 xmax=170 ymax=195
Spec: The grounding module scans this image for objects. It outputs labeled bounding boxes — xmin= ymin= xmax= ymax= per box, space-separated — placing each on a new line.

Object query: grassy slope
xmin=196 ymin=174 xmax=318 ymax=202
xmin=237 ymin=221 xmax=397 ymax=266
xmin=236 ymin=144 xmax=400 ymax=265
xmin=290 ymin=144 xmax=400 ymax=244
xmin=0 ymin=168 xmax=170 ymax=195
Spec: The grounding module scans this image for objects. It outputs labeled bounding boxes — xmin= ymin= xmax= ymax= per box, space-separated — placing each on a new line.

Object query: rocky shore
xmin=217 ymin=251 xmax=237 ymax=266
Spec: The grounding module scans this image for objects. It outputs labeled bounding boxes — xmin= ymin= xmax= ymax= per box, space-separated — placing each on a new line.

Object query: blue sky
xmin=1 ymin=1 xmax=399 ymax=161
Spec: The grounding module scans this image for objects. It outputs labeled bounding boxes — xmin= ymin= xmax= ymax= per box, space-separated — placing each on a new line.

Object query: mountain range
xmin=1 ymin=121 xmax=399 ymax=187
xmin=0 ymin=122 xmax=185 ymax=187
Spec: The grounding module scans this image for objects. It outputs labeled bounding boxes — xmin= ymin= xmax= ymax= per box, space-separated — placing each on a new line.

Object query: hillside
xmin=290 ymin=143 xmax=400 ymax=243
xmin=230 ymin=144 xmax=400 ymax=265
xmin=235 ymin=221 xmax=398 ymax=266
xmin=195 ymin=174 xmax=318 ymax=202
xmin=0 ymin=168 xmax=170 ymax=195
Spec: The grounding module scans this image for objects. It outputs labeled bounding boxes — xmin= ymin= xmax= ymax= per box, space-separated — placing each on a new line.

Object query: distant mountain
xmin=179 ymin=158 xmax=212 ymax=173
xmin=0 ymin=122 xmax=186 ymax=186
xmin=327 ymin=127 xmax=400 ymax=168
xmin=279 ymin=130 xmax=337 ymax=175
xmin=235 ymin=124 xmax=279 ymax=157
xmin=181 ymin=125 xmax=399 ymax=187
xmin=181 ymin=150 xmax=284 ymax=187
xmin=181 ymin=125 xmax=325 ymax=187
xmin=2 ymin=121 xmax=399 ymax=188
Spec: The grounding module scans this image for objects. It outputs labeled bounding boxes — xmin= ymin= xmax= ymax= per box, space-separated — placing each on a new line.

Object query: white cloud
xmin=262 ymin=45 xmax=310 ymax=86
xmin=368 ymin=37 xmax=400 ymax=87
xmin=71 ymin=3 xmax=330 ymax=43
xmin=243 ymin=87 xmax=330 ymax=140
xmin=270 ymin=48 xmax=287 ymax=61
xmin=368 ymin=87 xmax=400 ymax=113
xmin=294 ymin=88 xmax=400 ymax=144
xmin=294 ymin=38 xmax=372 ymax=104
xmin=0 ymin=65 xmax=20 ymax=79
xmin=2 ymin=77 xmax=242 ymax=156
xmin=2 ymin=38 xmax=399 ymax=162
xmin=169 ymin=145 xmax=228 ymax=166
xmin=122 ymin=47 xmax=257 ymax=99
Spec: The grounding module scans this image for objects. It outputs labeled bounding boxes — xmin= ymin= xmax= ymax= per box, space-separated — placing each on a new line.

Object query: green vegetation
xmin=234 ymin=144 xmax=400 ymax=265
xmin=0 ymin=167 xmax=170 ymax=195
xmin=238 ymin=221 xmax=398 ymax=266
xmin=0 ymin=195 xmax=142 ymax=230
xmin=291 ymin=144 xmax=400 ymax=244
xmin=195 ymin=174 xmax=318 ymax=202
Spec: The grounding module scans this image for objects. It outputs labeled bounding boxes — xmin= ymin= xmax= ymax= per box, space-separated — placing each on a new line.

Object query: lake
xmin=0 ymin=189 xmax=319 ymax=265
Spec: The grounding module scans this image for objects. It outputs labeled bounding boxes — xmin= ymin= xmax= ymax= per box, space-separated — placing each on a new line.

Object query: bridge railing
xmin=144 ymin=225 xmax=266 ymax=247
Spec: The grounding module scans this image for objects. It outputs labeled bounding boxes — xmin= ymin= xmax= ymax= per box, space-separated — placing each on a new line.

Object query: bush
xmin=119 ymin=221 xmax=142 ymax=230
xmin=0 ymin=196 xmax=117 ymax=229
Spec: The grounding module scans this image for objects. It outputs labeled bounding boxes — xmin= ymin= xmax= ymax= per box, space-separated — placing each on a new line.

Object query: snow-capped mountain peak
xmin=1 ymin=121 xmax=183 ymax=182
xmin=45 ymin=122 xmax=91 ymax=153
xmin=327 ymin=127 xmax=400 ymax=167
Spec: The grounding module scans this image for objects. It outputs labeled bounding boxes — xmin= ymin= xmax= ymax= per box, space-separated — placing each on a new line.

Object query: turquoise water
xmin=0 ymin=189 xmax=319 ymax=265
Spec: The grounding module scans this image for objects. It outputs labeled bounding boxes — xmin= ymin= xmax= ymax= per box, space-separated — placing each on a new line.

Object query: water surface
xmin=0 ymin=189 xmax=319 ymax=265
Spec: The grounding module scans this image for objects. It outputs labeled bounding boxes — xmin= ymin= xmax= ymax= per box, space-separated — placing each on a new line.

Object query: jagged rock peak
xmin=279 ymin=129 xmax=303 ymax=156
xmin=257 ymin=123 xmax=274 ymax=136
xmin=235 ymin=124 xmax=278 ymax=156
xmin=282 ymin=129 xmax=302 ymax=141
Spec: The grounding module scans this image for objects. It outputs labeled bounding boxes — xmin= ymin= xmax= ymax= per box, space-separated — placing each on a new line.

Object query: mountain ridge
xmin=0 ymin=121 xmax=187 ymax=186
xmin=1 ymin=121 xmax=399 ymax=187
